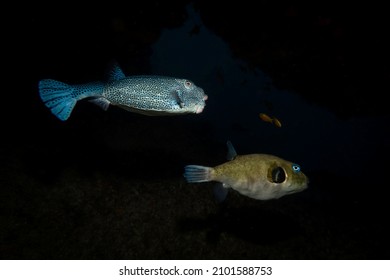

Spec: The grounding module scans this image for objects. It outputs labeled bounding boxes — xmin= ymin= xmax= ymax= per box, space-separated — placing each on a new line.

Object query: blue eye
xmin=292 ymin=164 xmax=301 ymax=173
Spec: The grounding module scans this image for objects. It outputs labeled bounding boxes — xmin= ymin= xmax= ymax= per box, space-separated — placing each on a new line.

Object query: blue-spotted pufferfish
xmin=38 ymin=62 xmax=208 ymax=121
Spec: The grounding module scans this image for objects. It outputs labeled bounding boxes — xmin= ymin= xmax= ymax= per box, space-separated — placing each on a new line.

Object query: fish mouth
xmin=196 ymin=106 xmax=204 ymax=114
xmin=299 ymin=183 xmax=309 ymax=192
xmin=195 ymin=104 xmax=206 ymax=114
xmin=194 ymin=95 xmax=207 ymax=114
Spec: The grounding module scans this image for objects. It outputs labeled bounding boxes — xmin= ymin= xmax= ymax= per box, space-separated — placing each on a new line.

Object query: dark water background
xmin=1 ymin=1 xmax=389 ymax=259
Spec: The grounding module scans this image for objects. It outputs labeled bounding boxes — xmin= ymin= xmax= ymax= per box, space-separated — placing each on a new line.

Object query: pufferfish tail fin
xmin=183 ymin=165 xmax=214 ymax=183
xmin=39 ymin=79 xmax=77 ymax=121
xmin=184 ymin=165 xmax=228 ymax=202
xmin=39 ymin=79 xmax=105 ymax=121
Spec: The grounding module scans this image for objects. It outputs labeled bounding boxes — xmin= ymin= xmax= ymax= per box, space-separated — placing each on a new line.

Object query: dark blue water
xmin=151 ymin=4 xmax=389 ymax=179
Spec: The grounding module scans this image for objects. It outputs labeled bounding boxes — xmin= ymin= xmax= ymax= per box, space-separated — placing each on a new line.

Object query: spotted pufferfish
xmin=38 ymin=62 xmax=208 ymax=121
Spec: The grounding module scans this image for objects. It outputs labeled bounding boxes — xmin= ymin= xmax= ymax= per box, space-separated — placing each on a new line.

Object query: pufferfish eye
xmin=292 ymin=164 xmax=301 ymax=173
xmin=184 ymin=80 xmax=192 ymax=89
xmin=271 ymin=166 xmax=286 ymax=183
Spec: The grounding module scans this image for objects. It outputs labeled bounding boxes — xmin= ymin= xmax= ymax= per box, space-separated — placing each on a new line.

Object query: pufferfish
xmin=38 ymin=62 xmax=207 ymax=121
xmin=184 ymin=141 xmax=308 ymax=202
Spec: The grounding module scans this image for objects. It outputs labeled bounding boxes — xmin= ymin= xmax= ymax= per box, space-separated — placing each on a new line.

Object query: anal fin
xmin=213 ymin=183 xmax=229 ymax=203
xmin=88 ymin=97 xmax=110 ymax=111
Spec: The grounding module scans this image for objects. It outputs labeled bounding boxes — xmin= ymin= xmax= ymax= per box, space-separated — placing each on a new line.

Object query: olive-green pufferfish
xmin=184 ymin=141 xmax=308 ymax=202
xmin=38 ymin=62 xmax=208 ymax=121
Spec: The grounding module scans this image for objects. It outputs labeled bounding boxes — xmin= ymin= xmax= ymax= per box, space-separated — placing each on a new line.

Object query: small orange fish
xmin=272 ymin=117 xmax=282 ymax=128
xmin=259 ymin=113 xmax=282 ymax=128
xmin=259 ymin=113 xmax=273 ymax=123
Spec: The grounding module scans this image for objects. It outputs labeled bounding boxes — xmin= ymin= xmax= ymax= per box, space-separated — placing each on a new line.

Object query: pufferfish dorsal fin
xmin=226 ymin=140 xmax=237 ymax=160
xmin=106 ymin=60 xmax=126 ymax=82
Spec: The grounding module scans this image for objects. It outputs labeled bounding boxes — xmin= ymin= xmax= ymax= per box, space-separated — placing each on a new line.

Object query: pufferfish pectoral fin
xmin=213 ymin=183 xmax=229 ymax=203
xmin=170 ymin=90 xmax=184 ymax=108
